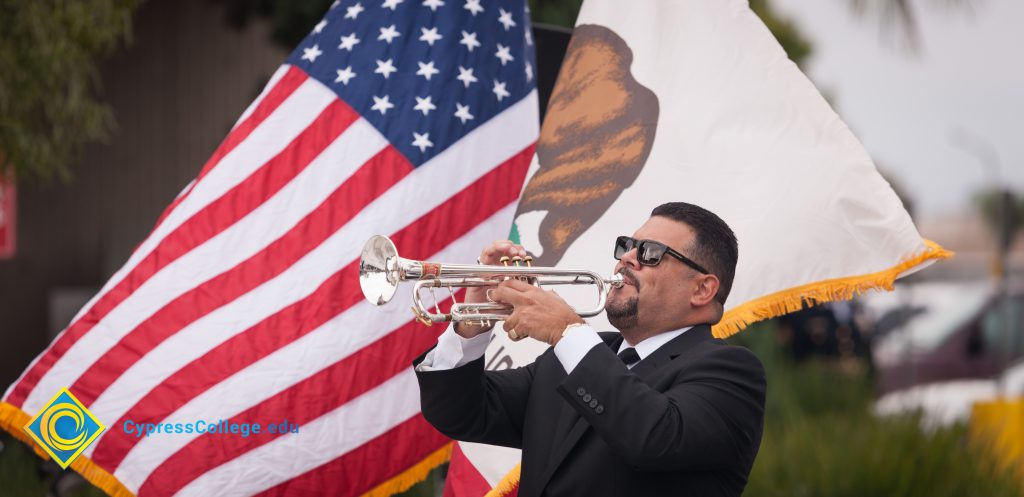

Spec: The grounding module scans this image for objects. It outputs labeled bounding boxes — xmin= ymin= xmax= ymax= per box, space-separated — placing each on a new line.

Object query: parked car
xmin=861 ymin=281 xmax=1024 ymax=394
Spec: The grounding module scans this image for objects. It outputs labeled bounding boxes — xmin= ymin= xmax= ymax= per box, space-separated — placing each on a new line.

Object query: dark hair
xmin=650 ymin=202 xmax=738 ymax=305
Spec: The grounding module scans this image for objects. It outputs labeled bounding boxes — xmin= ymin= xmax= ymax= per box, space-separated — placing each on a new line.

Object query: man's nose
xmin=617 ymin=247 xmax=641 ymax=271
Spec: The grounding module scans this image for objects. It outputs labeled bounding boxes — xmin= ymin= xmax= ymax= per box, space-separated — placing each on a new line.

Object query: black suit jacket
xmin=414 ymin=324 xmax=766 ymax=497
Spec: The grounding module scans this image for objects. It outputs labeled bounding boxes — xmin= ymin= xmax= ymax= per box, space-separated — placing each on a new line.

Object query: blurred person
xmin=414 ymin=202 xmax=766 ymax=497
xmin=777 ymin=301 xmax=868 ymax=363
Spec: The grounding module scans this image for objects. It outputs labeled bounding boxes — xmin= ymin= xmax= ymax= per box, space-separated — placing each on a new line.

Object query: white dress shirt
xmin=416 ymin=323 xmax=693 ymax=373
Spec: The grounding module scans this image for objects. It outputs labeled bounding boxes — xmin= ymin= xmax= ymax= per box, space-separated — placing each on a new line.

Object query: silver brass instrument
xmin=359 ymin=235 xmax=624 ymax=325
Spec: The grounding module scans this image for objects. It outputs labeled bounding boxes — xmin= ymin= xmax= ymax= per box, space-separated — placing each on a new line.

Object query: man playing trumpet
xmin=414 ymin=202 xmax=766 ymax=497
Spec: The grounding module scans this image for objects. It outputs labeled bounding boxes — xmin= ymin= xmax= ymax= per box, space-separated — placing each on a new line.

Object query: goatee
xmin=607 ymin=295 xmax=639 ymax=329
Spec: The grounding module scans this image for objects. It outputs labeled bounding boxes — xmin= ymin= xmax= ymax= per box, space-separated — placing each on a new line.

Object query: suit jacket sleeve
xmin=556 ymin=343 xmax=765 ymax=472
xmin=414 ymin=346 xmax=540 ymax=449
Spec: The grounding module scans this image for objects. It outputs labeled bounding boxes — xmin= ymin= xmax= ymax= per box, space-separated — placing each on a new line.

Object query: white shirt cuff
xmin=553 ymin=324 xmax=603 ymax=374
xmin=416 ymin=324 xmax=492 ymax=371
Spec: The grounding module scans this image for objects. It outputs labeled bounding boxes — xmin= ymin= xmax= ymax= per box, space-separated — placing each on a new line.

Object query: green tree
xmin=0 ymin=0 xmax=140 ymax=183
xmin=975 ymin=188 xmax=1023 ymax=252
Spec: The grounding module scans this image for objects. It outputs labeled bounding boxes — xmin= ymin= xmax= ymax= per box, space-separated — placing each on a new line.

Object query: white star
xmin=456 ymin=66 xmax=478 ymax=87
xmin=493 ymin=79 xmax=510 ymax=101
xmin=335 ymin=66 xmax=357 ymax=85
xmin=345 ymin=2 xmax=365 ymax=19
xmin=412 ymin=132 xmax=434 ymax=152
xmin=495 ymin=44 xmax=514 ymax=66
xmin=378 ymin=24 xmax=401 ymax=44
xmin=464 ymin=0 xmax=483 ymax=15
xmin=374 ymin=58 xmax=398 ymax=78
xmin=416 ymin=61 xmax=440 ymax=80
xmin=413 ymin=96 xmax=437 ymax=115
xmin=338 ymin=32 xmax=360 ymax=51
xmin=454 ymin=103 xmax=474 ymax=124
xmin=498 ymin=8 xmax=516 ymax=31
xmin=301 ymin=44 xmax=323 ymax=62
xmin=459 ymin=30 xmax=480 ymax=52
xmin=382 ymin=0 xmax=404 ymax=9
xmin=422 ymin=0 xmax=445 ymax=11
xmin=371 ymin=95 xmax=395 ymax=114
xmin=313 ymin=19 xmax=328 ymax=34
xmin=525 ymin=28 xmax=533 ymax=46
xmin=525 ymin=62 xmax=533 ymax=82
xmin=419 ymin=27 xmax=443 ymax=46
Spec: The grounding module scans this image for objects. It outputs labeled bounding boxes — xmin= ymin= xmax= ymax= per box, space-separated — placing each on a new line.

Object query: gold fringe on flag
xmin=0 ymin=401 xmax=135 ymax=497
xmin=711 ymin=239 xmax=953 ymax=338
xmin=484 ymin=463 xmax=522 ymax=497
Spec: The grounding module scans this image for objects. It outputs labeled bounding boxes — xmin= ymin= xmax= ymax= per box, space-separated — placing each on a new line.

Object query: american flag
xmin=0 ymin=0 xmax=537 ymax=495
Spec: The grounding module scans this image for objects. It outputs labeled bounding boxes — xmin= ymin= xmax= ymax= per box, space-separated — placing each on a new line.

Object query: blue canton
xmin=287 ymin=0 xmax=538 ymax=166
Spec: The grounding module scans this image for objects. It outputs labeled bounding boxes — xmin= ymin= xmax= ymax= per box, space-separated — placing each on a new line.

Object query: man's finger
xmin=500 ymin=278 xmax=535 ymax=292
xmin=481 ymin=241 xmax=512 ymax=259
xmin=491 ymin=285 xmax=528 ymax=306
xmin=480 ymin=240 xmax=525 ymax=264
xmin=503 ymin=312 xmax=521 ymax=335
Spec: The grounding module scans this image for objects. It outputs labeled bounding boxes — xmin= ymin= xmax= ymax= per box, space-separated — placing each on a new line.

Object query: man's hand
xmin=492 ymin=279 xmax=585 ymax=345
xmin=453 ymin=240 xmax=530 ymax=339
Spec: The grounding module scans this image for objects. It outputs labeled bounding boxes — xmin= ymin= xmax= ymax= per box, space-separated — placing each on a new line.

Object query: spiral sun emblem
xmin=24 ymin=388 xmax=106 ymax=469
xmin=40 ymin=402 xmax=90 ymax=452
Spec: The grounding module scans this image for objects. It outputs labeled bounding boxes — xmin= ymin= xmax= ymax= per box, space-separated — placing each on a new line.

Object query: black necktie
xmin=618 ymin=347 xmax=640 ymax=366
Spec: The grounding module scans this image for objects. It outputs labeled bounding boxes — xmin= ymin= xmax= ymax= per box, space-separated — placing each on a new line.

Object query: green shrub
xmin=732 ymin=322 xmax=1024 ymax=497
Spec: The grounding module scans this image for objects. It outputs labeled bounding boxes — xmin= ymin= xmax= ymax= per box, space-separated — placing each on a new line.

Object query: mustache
xmin=617 ymin=267 xmax=639 ymax=289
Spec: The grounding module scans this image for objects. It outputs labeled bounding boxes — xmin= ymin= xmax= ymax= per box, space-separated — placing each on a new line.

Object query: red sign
xmin=0 ymin=177 xmax=14 ymax=259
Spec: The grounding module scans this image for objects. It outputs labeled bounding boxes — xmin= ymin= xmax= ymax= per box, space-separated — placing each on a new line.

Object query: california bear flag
xmin=443 ymin=0 xmax=951 ymax=495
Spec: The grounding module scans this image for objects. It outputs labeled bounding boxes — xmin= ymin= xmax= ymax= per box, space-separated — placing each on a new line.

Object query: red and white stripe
xmin=4 ymin=68 xmax=538 ymax=496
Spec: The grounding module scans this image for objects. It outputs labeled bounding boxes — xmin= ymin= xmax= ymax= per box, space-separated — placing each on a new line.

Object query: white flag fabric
xmin=446 ymin=0 xmax=950 ymax=494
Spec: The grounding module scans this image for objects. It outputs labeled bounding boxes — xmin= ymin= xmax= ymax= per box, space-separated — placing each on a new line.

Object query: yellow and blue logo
xmin=23 ymin=388 xmax=105 ymax=469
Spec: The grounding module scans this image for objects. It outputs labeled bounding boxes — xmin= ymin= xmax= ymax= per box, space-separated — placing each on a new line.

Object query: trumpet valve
xmin=511 ymin=256 xmax=522 ymax=267
xmin=524 ymin=255 xmax=533 ymax=267
xmin=500 ymin=256 xmax=510 ymax=266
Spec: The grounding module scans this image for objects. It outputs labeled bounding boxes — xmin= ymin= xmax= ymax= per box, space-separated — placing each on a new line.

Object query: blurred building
xmin=915 ymin=212 xmax=1024 ymax=281
xmin=0 ymin=0 xmax=287 ymax=388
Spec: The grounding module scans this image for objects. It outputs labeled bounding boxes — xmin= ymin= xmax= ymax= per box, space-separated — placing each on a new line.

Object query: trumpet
xmin=359 ymin=235 xmax=624 ymax=325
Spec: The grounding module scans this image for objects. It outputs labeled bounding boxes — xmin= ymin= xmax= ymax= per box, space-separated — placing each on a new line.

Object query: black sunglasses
xmin=614 ymin=236 xmax=710 ymax=274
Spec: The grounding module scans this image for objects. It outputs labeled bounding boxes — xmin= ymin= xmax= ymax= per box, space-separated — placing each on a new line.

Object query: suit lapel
xmin=535 ymin=325 xmax=713 ymax=492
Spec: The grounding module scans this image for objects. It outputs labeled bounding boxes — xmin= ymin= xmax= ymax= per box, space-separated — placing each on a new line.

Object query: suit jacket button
xmin=589 ymin=399 xmax=599 ymax=408
xmin=595 ymin=405 xmax=604 ymax=414
xmin=576 ymin=387 xmax=586 ymax=396
xmin=583 ymin=394 xmax=592 ymax=402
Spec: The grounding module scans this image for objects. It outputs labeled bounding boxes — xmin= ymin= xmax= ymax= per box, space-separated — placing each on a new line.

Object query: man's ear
xmin=689 ymin=274 xmax=720 ymax=308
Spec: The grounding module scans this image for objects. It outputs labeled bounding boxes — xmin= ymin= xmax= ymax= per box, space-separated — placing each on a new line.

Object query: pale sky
xmin=771 ymin=0 xmax=1024 ymax=220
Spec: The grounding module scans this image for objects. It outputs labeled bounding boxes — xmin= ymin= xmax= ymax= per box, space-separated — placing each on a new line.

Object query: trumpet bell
xmin=359 ymin=235 xmax=400 ymax=305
